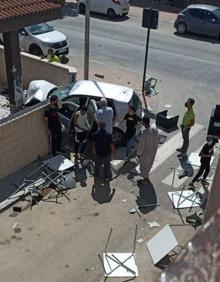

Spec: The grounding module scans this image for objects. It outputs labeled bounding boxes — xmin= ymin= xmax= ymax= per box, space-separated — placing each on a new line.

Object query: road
xmin=52 ymin=7 xmax=220 ymax=126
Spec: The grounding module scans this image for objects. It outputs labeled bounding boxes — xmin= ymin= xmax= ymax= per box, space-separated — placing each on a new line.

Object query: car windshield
xmin=27 ymin=23 xmax=54 ymax=35
xmin=51 ymin=83 xmax=75 ymax=100
xmin=213 ymin=9 xmax=220 ymax=19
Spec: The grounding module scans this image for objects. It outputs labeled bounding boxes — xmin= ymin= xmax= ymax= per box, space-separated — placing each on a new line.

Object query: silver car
xmin=174 ymin=4 xmax=220 ymax=39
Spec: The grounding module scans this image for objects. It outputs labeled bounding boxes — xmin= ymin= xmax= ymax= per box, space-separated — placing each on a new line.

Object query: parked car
xmin=26 ymin=80 xmax=143 ymax=145
xmin=174 ymin=4 xmax=220 ymax=39
xmin=0 ymin=22 xmax=69 ymax=56
xmin=77 ymin=0 xmax=129 ymax=18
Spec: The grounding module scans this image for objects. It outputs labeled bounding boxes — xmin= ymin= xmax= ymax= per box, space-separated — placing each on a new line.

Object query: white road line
xmin=162 ymin=145 xmax=203 ymax=189
xmin=135 ymin=123 xmax=204 ymax=174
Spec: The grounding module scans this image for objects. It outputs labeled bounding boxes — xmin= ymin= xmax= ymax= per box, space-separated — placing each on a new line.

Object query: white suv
xmin=1 ymin=22 xmax=69 ymax=56
xmin=77 ymin=0 xmax=129 ymax=18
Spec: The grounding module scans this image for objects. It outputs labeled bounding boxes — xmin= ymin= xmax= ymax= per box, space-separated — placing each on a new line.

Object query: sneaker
xmin=176 ymin=148 xmax=183 ymax=153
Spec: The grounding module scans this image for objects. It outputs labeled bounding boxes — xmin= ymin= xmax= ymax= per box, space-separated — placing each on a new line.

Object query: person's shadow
xmin=91 ymin=181 xmax=115 ymax=204
xmin=135 ymin=181 xmax=158 ymax=214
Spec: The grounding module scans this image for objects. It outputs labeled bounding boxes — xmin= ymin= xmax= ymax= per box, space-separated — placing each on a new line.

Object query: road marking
xmin=135 ymin=123 xmax=204 ymax=174
xmin=161 ymin=145 xmax=203 ymax=189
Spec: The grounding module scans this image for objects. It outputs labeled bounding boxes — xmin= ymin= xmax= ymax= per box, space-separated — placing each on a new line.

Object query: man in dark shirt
xmin=92 ymin=121 xmax=115 ymax=182
xmin=189 ymin=136 xmax=218 ymax=188
xmin=123 ymin=106 xmax=141 ymax=160
xmin=44 ymin=95 xmax=62 ymax=156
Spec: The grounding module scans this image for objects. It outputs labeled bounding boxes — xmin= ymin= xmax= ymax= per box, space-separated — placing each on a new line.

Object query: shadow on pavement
xmin=174 ymin=32 xmax=220 ymax=45
xmin=135 ymin=180 xmax=158 ymax=214
xmin=82 ymin=12 xmax=130 ymax=22
xmin=91 ymin=181 xmax=115 ymax=204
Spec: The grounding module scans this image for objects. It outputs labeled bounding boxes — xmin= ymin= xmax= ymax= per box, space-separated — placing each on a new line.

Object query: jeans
xmin=181 ymin=126 xmax=190 ymax=154
xmin=192 ymin=158 xmax=210 ymax=183
xmin=51 ymin=131 xmax=62 ymax=156
xmin=126 ymin=136 xmax=135 ymax=157
xmin=94 ymin=155 xmax=112 ymax=179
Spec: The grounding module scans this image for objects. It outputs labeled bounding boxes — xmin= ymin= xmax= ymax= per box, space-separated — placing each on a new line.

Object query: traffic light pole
xmin=84 ymin=0 xmax=90 ymax=80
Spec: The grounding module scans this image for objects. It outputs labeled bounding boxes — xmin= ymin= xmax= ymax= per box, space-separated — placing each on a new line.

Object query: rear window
xmin=189 ymin=8 xmax=202 ymax=19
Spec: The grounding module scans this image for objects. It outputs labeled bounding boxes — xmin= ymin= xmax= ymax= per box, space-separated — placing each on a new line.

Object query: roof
xmin=0 ymin=0 xmax=64 ymax=22
xmin=187 ymin=4 xmax=219 ymax=11
xmin=69 ymin=80 xmax=134 ymax=103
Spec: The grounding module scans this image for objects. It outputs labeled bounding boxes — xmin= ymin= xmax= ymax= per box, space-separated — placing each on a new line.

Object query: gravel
xmin=0 ymin=95 xmax=10 ymax=120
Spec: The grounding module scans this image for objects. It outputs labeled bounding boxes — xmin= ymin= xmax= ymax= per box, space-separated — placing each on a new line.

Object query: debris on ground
xmin=147 ymin=221 xmax=160 ymax=229
xmin=136 ymin=238 xmax=144 ymax=245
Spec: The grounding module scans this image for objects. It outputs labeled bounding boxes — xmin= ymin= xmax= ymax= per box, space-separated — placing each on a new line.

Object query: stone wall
xmin=0 ymin=102 xmax=49 ymax=179
xmin=0 ymin=45 xmax=77 ymax=89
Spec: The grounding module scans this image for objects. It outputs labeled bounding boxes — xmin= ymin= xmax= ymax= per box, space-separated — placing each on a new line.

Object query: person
xmin=92 ymin=121 xmax=115 ymax=182
xmin=189 ymin=136 xmax=218 ymax=189
xmin=47 ymin=48 xmax=61 ymax=63
xmin=44 ymin=95 xmax=62 ymax=156
xmin=177 ymin=98 xmax=195 ymax=159
xmin=73 ymin=105 xmax=88 ymax=159
xmin=136 ymin=116 xmax=158 ymax=185
xmin=123 ymin=106 xmax=141 ymax=160
xmin=96 ymin=98 xmax=113 ymax=135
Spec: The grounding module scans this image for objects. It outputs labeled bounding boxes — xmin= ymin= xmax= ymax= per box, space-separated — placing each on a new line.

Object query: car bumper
xmin=55 ymin=47 xmax=69 ymax=56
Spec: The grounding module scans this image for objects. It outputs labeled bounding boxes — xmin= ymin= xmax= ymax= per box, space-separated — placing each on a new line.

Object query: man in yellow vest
xmin=47 ymin=48 xmax=61 ymax=63
xmin=177 ymin=98 xmax=195 ymax=159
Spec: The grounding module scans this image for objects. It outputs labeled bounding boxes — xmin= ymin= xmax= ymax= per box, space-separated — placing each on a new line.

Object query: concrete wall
xmin=0 ymin=103 xmax=49 ymax=180
xmin=0 ymin=45 xmax=77 ymax=89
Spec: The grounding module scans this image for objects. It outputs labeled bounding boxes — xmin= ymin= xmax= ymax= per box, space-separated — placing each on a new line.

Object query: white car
xmin=77 ymin=0 xmax=129 ymax=18
xmin=1 ymin=23 xmax=69 ymax=56
xmin=25 ymin=79 xmax=143 ymax=145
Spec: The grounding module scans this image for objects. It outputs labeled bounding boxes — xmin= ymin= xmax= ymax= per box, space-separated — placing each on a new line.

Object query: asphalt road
xmin=52 ymin=7 xmax=220 ymax=126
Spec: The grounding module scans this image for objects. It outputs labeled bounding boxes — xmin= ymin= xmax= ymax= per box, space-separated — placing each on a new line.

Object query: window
xmin=202 ymin=10 xmax=216 ymax=23
xmin=59 ymin=103 xmax=78 ymax=119
xmin=27 ymin=23 xmax=53 ymax=35
xmin=189 ymin=9 xmax=202 ymax=19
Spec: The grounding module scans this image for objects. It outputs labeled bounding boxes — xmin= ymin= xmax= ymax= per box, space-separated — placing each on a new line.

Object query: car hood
xmin=33 ymin=30 xmax=66 ymax=43
xmin=24 ymin=80 xmax=57 ymax=104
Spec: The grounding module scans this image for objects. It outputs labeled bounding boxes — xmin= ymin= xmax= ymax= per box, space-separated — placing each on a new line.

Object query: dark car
xmin=174 ymin=4 xmax=220 ymax=39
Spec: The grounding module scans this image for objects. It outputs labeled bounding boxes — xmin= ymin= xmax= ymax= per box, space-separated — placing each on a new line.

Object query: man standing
xmin=92 ymin=121 xmax=115 ymax=182
xmin=123 ymin=106 xmax=141 ymax=160
xmin=44 ymin=95 xmax=62 ymax=156
xmin=177 ymin=98 xmax=195 ymax=159
xmin=136 ymin=116 xmax=158 ymax=185
xmin=73 ymin=105 xmax=88 ymax=159
xmin=189 ymin=136 xmax=218 ymax=189
xmin=96 ymin=98 xmax=113 ymax=135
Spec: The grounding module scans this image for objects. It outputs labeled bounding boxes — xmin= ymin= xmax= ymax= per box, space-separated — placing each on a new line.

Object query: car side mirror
xmin=20 ymin=30 xmax=28 ymax=36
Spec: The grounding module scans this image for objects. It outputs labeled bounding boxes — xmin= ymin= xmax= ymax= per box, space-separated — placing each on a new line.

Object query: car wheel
xmin=79 ymin=3 xmax=86 ymax=14
xmin=177 ymin=23 xmax=187 ymax=34
xmin=107 ymin=8 xmax=116 ymax=18
xmin=112 ymin=128 xmax=125 ymax=146
xmin=29 ymin=44 xmax=43 ymax=56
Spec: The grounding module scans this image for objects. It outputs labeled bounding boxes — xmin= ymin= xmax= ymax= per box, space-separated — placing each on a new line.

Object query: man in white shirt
xmin=96 ymin=98 xmax=113 ymax=135
xmin=73 ymin=105 xmax=88 ymax=159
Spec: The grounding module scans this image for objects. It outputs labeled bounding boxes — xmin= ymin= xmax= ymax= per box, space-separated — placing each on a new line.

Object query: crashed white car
xmin=25 ymin=79 xmax=144 ymax=145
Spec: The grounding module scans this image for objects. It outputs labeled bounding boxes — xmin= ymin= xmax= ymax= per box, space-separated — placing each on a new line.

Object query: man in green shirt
xmin=177 ymin=98 xmax=195 ymax=158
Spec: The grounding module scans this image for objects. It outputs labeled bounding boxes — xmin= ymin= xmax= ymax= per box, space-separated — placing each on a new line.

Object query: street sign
xmin=142 ymin=8 xmax=159 ymax=30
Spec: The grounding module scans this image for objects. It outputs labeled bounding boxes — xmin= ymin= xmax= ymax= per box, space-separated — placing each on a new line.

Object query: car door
xmin=86 ymin=99 xmax=98 ymax=136
xmin=19 ymin=28 xmax=30 ymax=52
xmin=187 ymin=8 xmax=203 ymax=34
xmin=90 ymin=0 xmax=101 ymax=13
xmin=59 ymin=101 xmax=79 ymax=133
xmin=202 ymin=10 xmax=219 ymax=38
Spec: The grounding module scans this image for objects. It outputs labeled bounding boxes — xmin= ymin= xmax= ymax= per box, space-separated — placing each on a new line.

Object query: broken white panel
xmin=43 ymin=155 xmax=74 ymax=171
xmin=163 ymin=104 xmax=172 ymax=109
xmin=147 ymin=224 xmax=178 ymax=265
xmin=168 ymin=191 xmax=201 ymax=209
xmin=147 ymin=221 xmax=160 ymax=228
xmin=187 ymin=152 xmax=214 ymax=167
xmin=103 ymin=253 xmax=138 ymax=277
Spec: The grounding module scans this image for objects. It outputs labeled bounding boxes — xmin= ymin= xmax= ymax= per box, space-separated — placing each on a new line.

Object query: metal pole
xmin=142 ymin=8 xmax=152 ymax=109
xmin=84 ymin=0 xmax=90 ymax=80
